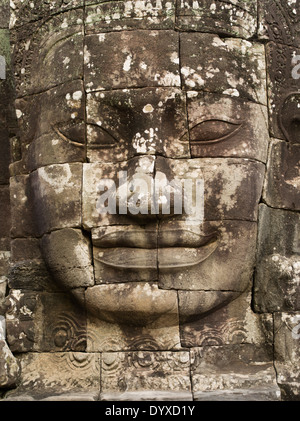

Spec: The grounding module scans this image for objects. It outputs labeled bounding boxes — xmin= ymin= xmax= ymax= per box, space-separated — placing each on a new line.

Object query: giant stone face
xmin=11 ymin=2 xmax=269 ymax=327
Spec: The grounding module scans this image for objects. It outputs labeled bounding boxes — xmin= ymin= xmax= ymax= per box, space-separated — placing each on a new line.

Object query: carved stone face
xmin=12 ymin=4 xmax=269 ymax=327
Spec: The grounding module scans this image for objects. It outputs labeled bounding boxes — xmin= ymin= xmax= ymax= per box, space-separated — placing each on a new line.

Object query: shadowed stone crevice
xmin=1 ymin=0 xmax=299 ymax=401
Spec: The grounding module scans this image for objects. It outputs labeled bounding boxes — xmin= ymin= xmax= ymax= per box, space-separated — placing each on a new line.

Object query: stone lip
xmin=93 ymin=226 xmax=217 ymax=248
xmin=94 ymin=227 xmax=218 ymax=270
xmin=95 ymin=243 xmax=218 ymax=270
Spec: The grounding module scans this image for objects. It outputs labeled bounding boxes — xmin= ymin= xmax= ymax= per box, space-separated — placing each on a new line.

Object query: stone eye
xmin=54 ymin=121 xmax=85 ymax=146
xmin=87 ymin=124 xmax=117 ymax=149
xmin=189 ymin=119 xmax=242 ymax=143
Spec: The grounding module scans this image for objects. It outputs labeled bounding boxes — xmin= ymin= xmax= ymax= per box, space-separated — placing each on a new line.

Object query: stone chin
xmin=40 ymin=222 xmax=257 ymax=327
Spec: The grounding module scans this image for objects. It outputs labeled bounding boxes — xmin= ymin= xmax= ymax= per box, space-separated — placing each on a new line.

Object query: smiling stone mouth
xmin=93 ymin=229 xmax=218 ymax=270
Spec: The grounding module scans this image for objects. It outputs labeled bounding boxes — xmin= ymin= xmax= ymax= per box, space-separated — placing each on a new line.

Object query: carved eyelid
xmin=53 ymin=122 xmax=118 ymax=149
xmin=52 ymin=123 xmax=85 ymax=148
xmin=188 ymin=118 xmax=243 ymax=144
xmin=87 ymin=123 xmax=118 ymax=149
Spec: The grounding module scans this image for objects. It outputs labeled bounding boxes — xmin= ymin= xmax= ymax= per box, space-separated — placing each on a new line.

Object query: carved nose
xmin=115 ymin=155 xmax=178 ymax=221
xmin=115 ymin=155 xmax=156 ymax=221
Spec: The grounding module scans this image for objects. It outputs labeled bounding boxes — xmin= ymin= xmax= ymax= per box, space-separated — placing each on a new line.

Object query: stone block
xmin=41 ymin=228 xmax=94 ymax=290
xmin=93 ymin=223 xmax=158 ymax=285
xmin=180 ymin=291 xmax=274 ymax=349
xmin=176 ymin=0 xmax=257 ymax=39
xmin=263 ymin=139 xmax=300 ymax=210
xmin=274 ymin=312 xmax=300 ymax=364
xmin=0 ymin=185 xmax=10 ymax=239
xmin=0 ymin=316 xmax=20 ymax=388
xmin=29 ymin=163 xmax=82 ymax=236
xmin=10 ymin=174 xmax=34 ymax=238
xmin=0 ymin=277 xmax=7 ymax=314
xmin=2 ymin=391 xmax=99 ymax=401
xmin=0 ymin=28 xmax=14 ymax=126
xmin=0 ymin=128 xmax=10 ymax=185
xmin=82 ymin=161 xmax=131 ymax=229
xmin=5 ymin=352 xmax=100 ymax=398
xmin=84 ymin=30 xmax=180 ymax=92
xmin=186 ymin=92 xmax=269 ymax=163
xmin=279 ymin=92 xmax=300 ymax=144
xmin=0 ymin=339 xmax=20 ymax=388
xmin=158 ymin=220 xmax=258 ymax=294
xmin=6 ymin=289 xmax=87 ymax=353
xmin=85 ymin=1 xmax=175 ymax=32
xmin=0 ymin=250 xmax=10 ymax=276
xmin=37 ymin=292 xmax=87 ymax=352
xmin=191 ymin=344 xmax=280 ymax=400
xmin=178 ymin=290 xmax=240 ymax=324
xmin=94 ymin=247 xmax=158 ymax=284
xmin=180 ymin=33 xmax=267 ymax=105
xmin=193 ymin=387 xmax=281 ymax=401
xmin=10 ymin=238 xmax=42 ymax=262
xmin=100 ymin=351 xmax=192 ymax=400
xmin=39 ymin=392 xmax=99 ymax=401
xmin=5 ymin=290 xmax=36 ymax=352
xmin=11 ymin=9 xmax=84 ymax=97
xmin=156 ymin=157 xmax=264 ymax=222
xmin=86 ymin=311 xmax=181 ymax=352
xmin=92 ymin=223 xmax=158 ymax=249
xmin=83 ymin=157 xmax=264 ymax=230
xmin=274 ymin=312 xmax=300 ymax=400
xmin=254 ymin=205 xmax=300 ymax=313
xmin=8 ymin=259 xmax=57 ymax=292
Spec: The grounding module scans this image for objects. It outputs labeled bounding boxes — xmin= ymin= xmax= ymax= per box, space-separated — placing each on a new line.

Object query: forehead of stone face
xmin=84 ymin=30 xmax=180 ymax=91
xmin=12 ymin=2 xmax=266 ymax=101
xmin=11 ymin=2 xmax=269 ymax=172
xmin=180 ymin=33 xmax=267 ymax=105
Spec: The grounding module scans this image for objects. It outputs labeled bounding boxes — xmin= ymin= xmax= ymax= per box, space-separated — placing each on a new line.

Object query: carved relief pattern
xmin=262 ymin=0 xmax=300 ymax=46
xmin=101 ymin=351 xmax=191 ymax=397
xmin=260 ymin=0 xmax=300 ymax=138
